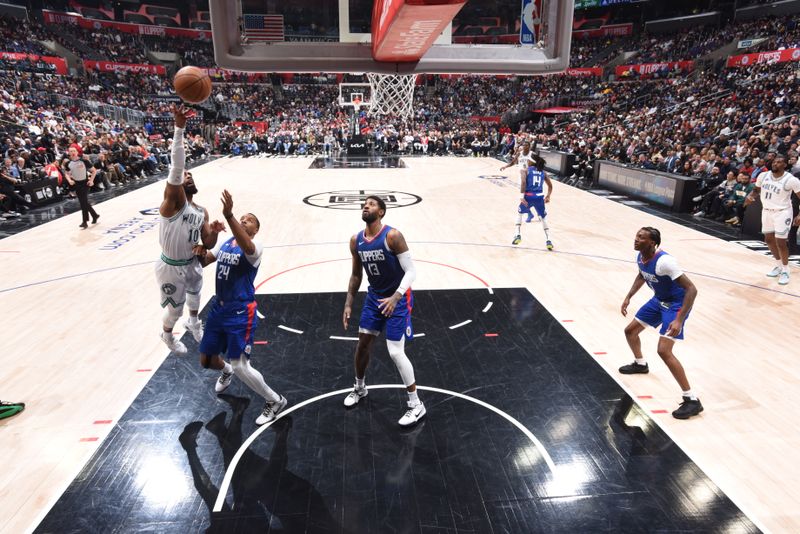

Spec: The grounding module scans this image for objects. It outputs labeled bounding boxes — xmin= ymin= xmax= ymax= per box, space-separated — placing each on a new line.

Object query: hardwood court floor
xmin=1 ymin=156 xmax=798 ymax=533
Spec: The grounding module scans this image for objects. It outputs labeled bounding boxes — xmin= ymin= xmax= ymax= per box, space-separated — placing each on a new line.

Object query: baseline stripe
xmin=449 ymin=319 xmax=472 ymax=330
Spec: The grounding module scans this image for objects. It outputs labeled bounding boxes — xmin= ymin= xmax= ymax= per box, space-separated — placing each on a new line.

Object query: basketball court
xmin=2 ymin=0 xmax=800 ymax=532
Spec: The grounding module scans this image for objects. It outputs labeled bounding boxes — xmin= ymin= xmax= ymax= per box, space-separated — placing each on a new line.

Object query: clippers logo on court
xmin=303 ymin=189 xmax=422 ymax=210
xmin=478 ymin=175 xmax=515 ymax=189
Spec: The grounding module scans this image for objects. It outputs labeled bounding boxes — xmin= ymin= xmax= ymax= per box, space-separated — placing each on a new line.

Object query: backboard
xmin=209 ymin=0 xmax=573 ymax=75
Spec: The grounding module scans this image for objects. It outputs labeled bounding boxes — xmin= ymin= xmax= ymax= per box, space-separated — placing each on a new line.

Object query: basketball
xmin=173 ymin=66 xmax=212 ymax=104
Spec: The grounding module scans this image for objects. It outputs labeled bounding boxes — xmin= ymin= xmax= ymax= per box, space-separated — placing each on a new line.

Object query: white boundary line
xmin=329 ymin=336 xmax=359 ymax=341
xmin=256 ymin=310 xmax=265 ymax=319
xmin=212 ymin=384 xmax=555 ymax=512
xmin=277 ymin=325 xmax=304 ymax=334
xmin=448 ymin=319 xmax=472 ymax=330
xmin=482 ymin=301 xmax=493 ymax=313
xmin=414 ymin=333 xmax=426 ymax=337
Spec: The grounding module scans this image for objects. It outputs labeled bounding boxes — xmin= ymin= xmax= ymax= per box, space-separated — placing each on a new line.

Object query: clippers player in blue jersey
xmin=196 ymin=190 xmax=287 ymax=426
xmin=619 ymin=227 xmax=702 ymax=419
xmin=512 ymin=157 xmax=553 ymax=250
xmin=342 ymin=195 xmax=424 ymax=427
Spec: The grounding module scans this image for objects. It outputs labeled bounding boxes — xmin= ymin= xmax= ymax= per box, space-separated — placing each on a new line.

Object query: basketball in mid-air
xmin=173 ymin=66 xmax=212 ymax=104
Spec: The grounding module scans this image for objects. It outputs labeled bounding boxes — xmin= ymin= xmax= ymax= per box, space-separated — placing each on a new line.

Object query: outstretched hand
xmin=209 ymin=220 xmax=226 ymax=233
xmin=221 ymin=189 xmax=234 ymax=219
xmin=172 ymin=104 xmax=191 ymax=128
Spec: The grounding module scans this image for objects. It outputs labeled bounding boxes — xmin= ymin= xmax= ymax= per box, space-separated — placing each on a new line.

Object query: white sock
xmin=222 ymin=361 xmax=233 ymax=374
xmin=542 ymin=218 xmax=551 ymax=241
xmin=781 ymin=265 xmax=789 ymax=274
xmin=356 ymin=377 xmax=365 ymax=389
xmin=775 ymin=259 xmax=783 ymax=269
xmin=408 ymin=390 xmax=420 ymax=405
xmin=635 ymin=358 xmax=647 ymax=366
xmin=682 ymin=389 xmax=697 ymax=400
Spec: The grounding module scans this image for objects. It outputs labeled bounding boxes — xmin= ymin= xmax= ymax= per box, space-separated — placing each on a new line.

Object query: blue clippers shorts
xmin=635 ymin=297 xmax=688 ymax=340
xmin=518 ymin=193 xmax=546 ymax=218
xmin=199 ymin=297 xmax=259 ymax=359
xmin=359 ymin=288 xmax=413 ymax=341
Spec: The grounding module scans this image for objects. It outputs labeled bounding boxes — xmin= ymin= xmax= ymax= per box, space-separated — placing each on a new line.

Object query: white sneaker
xmin=343 ymin=385 xmax=368 ymax=407
xmin=398 ymin=401 xmax=426 ymax=427
xmin=778 ymin=271 xmax=790 ymax=285
xmin=766 ymin=266 xmax=782 ymax=277
xmin=256 ymin=395 xmax=288 ymax=425
xmin=215 ymin=370 xmax=234 ymax=393
xmin=160 ymin=331 xmax=187 ymax=355
xmin=184 ymin=318 xmax=204 ymax=342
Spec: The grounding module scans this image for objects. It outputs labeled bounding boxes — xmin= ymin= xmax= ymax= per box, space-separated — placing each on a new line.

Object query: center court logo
xmin=303 ymin=189 xmax=422 ymax=210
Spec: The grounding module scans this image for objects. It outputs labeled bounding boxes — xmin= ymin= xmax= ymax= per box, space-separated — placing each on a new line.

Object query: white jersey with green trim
xmin=159 ymin=201 xmax=205 ymax=261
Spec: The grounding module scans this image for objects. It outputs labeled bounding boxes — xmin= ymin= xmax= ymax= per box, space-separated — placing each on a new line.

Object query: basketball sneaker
xmin=160 ymin=331 xmax=187 ymax=355
xmin=766 ymin=266 xmax=782 ymax=277
xmin=256 ymin=395 xmax=288 ymax=425
xmin=778 ymin=272 xmax=790 ymax=285
xmin=184 ymin=318 xmax=204 ymax=342
xmin=672 ymin=397 xmax=703 ymax=419
xmin=398 ymin=401 xmax=426 ymax=426
xmin=526 ymin=214 xmax=534 ymax=223
xmin=546 ymin=240 xmax=554 ymax=251
xmin=619 ymin=362 xmax=649 ymax=374
xmin=343 ymin=384 xmax=368 ymax=407
xmin=215 ymin=370 xmax=234 ymax=393
xmin=512 ymin=235 xmax=522 ymax=245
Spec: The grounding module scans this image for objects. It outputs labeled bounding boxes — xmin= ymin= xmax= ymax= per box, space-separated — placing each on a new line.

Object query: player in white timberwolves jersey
xmin=745 ymin=154 xmax=800 ymax=285
xmin=156 ymin=106 xmax=225 ymax=354
xmin=502 ymin=140 xmax=539 ymax=222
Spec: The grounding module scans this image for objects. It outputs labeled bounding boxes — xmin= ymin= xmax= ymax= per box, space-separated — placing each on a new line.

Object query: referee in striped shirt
xmin=65 ymin=146 xmax=99 ymax=228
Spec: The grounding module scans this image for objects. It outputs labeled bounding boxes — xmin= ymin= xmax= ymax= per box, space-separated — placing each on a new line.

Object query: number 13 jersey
xmin=356 ymin=225 xmax=405 ymax=298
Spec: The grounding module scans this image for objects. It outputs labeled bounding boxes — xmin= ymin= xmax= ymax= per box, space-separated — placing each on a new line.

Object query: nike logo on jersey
xmin=358 ymin=241 xmax=365 ymax=245
xmin=236 ymin=310 xmax=246 ymax=315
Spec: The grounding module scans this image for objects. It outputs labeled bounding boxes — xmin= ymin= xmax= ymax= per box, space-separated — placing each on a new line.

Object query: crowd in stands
xmin=2 ymin=9 xmax=800 ymax=229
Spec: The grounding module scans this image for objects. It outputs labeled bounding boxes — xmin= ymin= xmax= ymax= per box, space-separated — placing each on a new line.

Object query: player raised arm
xmin=501 ymin=147 xmax=519 ymax=171
xmin=220 ymin=189 xmax=255 ymax=255
xmin=199 ymin=206 xmax=225 ymax=249
xmin=377 ymin=229 xmax=416 ymax=317
xmin=621 ymin=272 xmax=645 ymax=317
xmin=159 ymin=105 xmax=189 ymax=218
xmin=343 ymin=235 xmax=363 ymax=330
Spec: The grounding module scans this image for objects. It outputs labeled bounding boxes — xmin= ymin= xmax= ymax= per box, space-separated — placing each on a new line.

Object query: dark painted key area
xmin=35 ymin=289 xmax=758 ymax=533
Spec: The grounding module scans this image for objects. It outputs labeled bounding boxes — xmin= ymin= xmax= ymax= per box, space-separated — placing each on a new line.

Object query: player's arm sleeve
xmin=396 ymin=251 xmax=416 ymax=295
xmin=244 ymin=242 xmax=264 ymax=268
xmin=655 ymin=255 xmax=683 ymax=280
xmin=755 ymin=172 xmax=766 ymax=188
xmin=167 ymin=127 xmax=185 ymax=185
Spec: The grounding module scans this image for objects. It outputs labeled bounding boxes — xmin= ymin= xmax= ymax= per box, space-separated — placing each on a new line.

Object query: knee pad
xmin=162 ymin=304 xmax=183 ymax=329
xmin=386 ymin=339 xmax=415 ymax=387
xmin=186 ymin=291 xmax=201 ymax=312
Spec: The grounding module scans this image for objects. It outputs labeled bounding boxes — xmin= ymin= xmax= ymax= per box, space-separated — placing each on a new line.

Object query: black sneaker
xmin=619 ymin=362 xmax=649 ymax=374
xmin=672 ymin=397 xmax=703 ymax=419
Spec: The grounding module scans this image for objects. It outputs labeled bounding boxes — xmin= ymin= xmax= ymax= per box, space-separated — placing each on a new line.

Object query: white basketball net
xmin=366 ymin=73 xmax=417 ymax=117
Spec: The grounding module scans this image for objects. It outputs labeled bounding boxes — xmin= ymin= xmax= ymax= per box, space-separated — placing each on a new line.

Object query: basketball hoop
xmin=366 ymin=73 xmax=417 ymax=118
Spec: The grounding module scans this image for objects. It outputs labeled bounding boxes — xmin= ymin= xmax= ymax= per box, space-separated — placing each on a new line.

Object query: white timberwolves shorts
xmin=761 ymin=206 xmax=794 ymax=238
xmin=155 ymin=256 xmax=203 ymax=308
